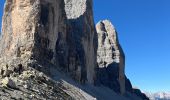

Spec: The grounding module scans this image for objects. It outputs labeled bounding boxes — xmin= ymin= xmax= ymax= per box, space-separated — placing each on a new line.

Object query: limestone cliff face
xmin=96 ymin=20 xmax=125 ymax=94
xmin=0 ymin=0 xmax=39 ymax=60
xmin=0 ymin=0 xmax=65 ymax=63
xmin=95 ymin=20 xmax=149 ymax=99
xmin=0 ymin=0 xmax=96 ymax=84
xmin=64 ymin=0 xmax=97 ymax=84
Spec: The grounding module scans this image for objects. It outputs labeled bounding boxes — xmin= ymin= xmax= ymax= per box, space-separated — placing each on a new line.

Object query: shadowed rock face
xmin=96 ymin=20 xmax=125 ymax=94
xmin=64 ymin=0 xmax=97 ymax=84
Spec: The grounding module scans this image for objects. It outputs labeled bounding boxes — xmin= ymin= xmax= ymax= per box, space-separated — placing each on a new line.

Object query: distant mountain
xmin=145 ymin=92 xmax=170 ymax=100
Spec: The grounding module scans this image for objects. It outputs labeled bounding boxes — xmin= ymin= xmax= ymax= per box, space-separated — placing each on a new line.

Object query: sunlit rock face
xmin=0 ymin=0 xmax=97 ymax=84
xmin=96 ymin=20 xmax=125 ymax=94
xmin=0 ymin=0 xmax=65 ymax=63
xmin=64 ymin=0 xmax=86 ymax=19
xmin=0 ymin=0 xmax=39 ymax=60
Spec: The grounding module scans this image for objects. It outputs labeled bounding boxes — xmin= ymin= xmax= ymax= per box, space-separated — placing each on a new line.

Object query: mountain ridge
xmin=145 ymin=91 xmax=170 ymax=100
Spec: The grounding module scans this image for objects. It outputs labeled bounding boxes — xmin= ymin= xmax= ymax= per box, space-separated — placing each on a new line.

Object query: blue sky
xmin=94 ymin=0 xmax=170 ymax=92
xmin=0 ymin=0 xmax=170 ymax=92
xmin=0 ymin=0 xmax=3 ymax=31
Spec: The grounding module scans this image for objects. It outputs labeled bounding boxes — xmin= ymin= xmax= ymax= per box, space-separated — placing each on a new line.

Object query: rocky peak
xmin=96 ymin=20 xmax=124 ymax=66
xmin=96 ymin=20 xmax=125 ymax=95
xmin=0 ymin=0 xmax=96 ymax=84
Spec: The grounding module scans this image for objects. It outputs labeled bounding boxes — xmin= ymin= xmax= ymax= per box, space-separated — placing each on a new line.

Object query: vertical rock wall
xmin=0 ymin=0 xmax=97 ymax=84
xmin=0 ymin=0 xmax=67 ymax=71
xmin=96 ymin=20 xmax=125 ymax=94
xmin=0 ymin=0 xmax=40 ymax=61
xmin=64 ymin=0 xmax=97 ymax=84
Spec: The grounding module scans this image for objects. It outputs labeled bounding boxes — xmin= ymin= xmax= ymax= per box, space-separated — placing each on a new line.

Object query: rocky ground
xmin=0 ymin=64 xmax=74 ymax=100
xmin=0 ymin=61 xmax=147 ymax=100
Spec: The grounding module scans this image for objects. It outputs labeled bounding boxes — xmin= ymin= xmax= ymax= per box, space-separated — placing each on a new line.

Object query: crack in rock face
xmin=64 ymin=0 xmax=86 ymax=19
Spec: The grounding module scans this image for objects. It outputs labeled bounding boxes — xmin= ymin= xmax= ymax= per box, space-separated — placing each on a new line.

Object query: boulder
xmin=1 ymin=77 xmax=16 ymax=89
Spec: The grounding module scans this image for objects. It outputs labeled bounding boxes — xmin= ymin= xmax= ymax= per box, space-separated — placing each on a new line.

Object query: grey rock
xmin=0 ymin=69 xmax=74 ymax=100
xmin=64 ymin=0 xmax=97 ymax=84
xmin=1 ymin=77 xmax=17 ymax=89
xmin=96 ymin=20 xmax=125 ymax=95
xmin=0 ymin=64 xmax=13 ymax=77
xmin=0 ymin=0 xmax=148 ymax=100
xmin=0 ymin=0 xmax=97 ymax=85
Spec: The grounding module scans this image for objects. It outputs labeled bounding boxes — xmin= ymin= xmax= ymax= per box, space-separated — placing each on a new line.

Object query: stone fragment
xmin=0 ymin=64 xmax=13 ymax=77
xmin=1 ymin=77 xmax=16 ymax=89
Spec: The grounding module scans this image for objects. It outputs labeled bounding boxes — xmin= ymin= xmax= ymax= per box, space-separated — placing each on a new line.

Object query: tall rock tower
xmin=96 ymin=20 xmax=125 ymax=95
xmin=64 ymin=0 xmax=97 ymax=84
xmin=0 ymin=0 xmax=97 ymax=84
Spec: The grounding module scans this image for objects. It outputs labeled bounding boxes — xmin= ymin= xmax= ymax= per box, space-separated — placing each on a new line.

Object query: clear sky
xmin=0 ymin=0 xmax=4 ymax=31
xmin=0 ymin=0 xmax=170 ymax=92
xmin=94 ymin=0 xmax=170 ymax=92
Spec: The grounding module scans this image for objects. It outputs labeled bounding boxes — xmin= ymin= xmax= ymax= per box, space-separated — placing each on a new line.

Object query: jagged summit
xmin=0 ymin=0 xmax=149 ymax=100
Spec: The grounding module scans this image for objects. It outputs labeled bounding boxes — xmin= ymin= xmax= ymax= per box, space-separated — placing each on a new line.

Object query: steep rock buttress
xmin=0 ymin=0 xmax=66 ymax=73
xmin=96 ymin=20 xmax=125 ymax=95
xmin=63 ymin=0 xmax=97 ymax=84
xmin=96 ymin=20 xmax=149 ymax=99
xmin=0 ymin=0 xmax=97 ymax=84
